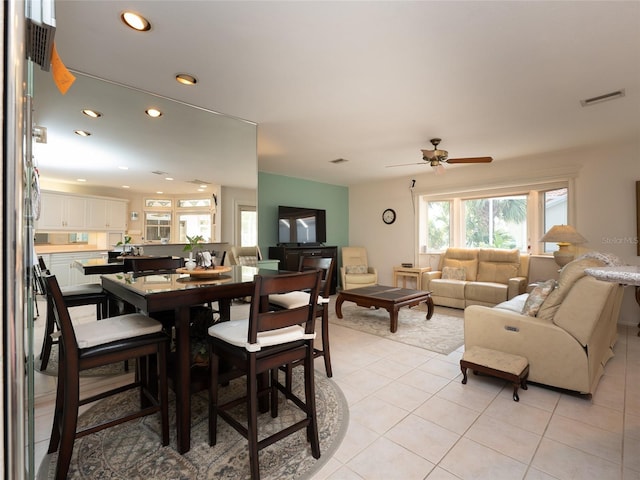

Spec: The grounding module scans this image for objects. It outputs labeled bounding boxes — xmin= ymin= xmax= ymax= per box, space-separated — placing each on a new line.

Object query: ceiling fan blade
xmin=445 ymin=156 xmax=493 ymax=164
xmin=385 ymin=162 xmax=426 ymax=168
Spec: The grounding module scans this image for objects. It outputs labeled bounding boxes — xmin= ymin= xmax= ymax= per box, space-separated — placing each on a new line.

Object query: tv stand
xmin=268 ymin=245 xmax=338 ymax=295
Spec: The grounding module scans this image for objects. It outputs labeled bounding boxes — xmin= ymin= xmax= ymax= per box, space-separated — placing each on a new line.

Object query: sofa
xmin=464 ymin=253 xmax=624 ymax=395
xmin=422 ymin=248 xmax=529 ymax=308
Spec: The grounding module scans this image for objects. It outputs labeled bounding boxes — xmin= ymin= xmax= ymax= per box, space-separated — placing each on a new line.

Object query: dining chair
xmin=44 ymin=273 xmax=170 ymax=480
xmin=208 ymin=269 xmax=323 ymax=480
xmin=269 ymin=256 xmax=335 ymax=379
xmin=37 ymin=256 xmax=109 ymax=371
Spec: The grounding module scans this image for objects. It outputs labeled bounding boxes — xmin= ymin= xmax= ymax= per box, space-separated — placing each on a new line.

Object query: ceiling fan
xmin=387 ymin=138 xmax=493 ymax=171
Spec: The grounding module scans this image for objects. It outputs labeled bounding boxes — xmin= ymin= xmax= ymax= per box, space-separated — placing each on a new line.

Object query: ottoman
xmin=460 ymin=346 xmax=529 ymax=401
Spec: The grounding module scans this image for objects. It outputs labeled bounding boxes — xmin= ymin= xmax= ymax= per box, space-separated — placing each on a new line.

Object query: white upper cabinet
xmin=37 ymin=191 xmax=128 ymax=232
xmin=37 ymin=192 xmax=87 ymax=230
xmin=85 ymin=198 xmax=128 ymax=230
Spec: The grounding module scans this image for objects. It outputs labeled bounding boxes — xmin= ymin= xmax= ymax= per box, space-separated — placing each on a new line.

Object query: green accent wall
xmin=257 ymin=172 xmax=349 ymax=257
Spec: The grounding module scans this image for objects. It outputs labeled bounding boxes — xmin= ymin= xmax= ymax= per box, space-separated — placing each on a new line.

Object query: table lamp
xmin=540 ymin=224 xmax=587 ymax=267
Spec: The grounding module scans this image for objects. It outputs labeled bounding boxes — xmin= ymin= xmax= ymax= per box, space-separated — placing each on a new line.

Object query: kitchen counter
xmin=35 ymin=244 xmax=107 ymax=254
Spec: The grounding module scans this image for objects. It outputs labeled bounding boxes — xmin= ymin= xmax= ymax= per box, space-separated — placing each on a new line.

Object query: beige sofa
xmin=422 ymin=248 xmax=529 ymax=308
xmin=464 ymin=254 xmax=624 ymax=395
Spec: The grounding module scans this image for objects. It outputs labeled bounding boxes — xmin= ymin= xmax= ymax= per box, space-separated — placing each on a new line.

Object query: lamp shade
xmin=539 ymin=225 xmax=587 ymax=245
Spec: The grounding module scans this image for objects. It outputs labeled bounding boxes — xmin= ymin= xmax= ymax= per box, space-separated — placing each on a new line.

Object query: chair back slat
xmin=248 ymin=270 xmax=322 ymax=343
xmin=124 ymin=256 xmax=183 ymax=273
xmin=44 ymin=274 xmax=79 ymax=358
xmin=298 ymin=256 xmax=335 ymax=298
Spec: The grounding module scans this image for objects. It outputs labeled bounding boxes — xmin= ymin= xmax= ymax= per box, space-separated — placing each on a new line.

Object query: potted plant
xmin=116 ymin=235 xmax=132 ymax=255
xmin=183 ymin=234 xmax=204 ymax=270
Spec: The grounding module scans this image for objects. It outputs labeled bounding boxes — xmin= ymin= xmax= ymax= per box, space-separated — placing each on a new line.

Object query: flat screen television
xmin=278 ymin=205 xmax=326 ymax=245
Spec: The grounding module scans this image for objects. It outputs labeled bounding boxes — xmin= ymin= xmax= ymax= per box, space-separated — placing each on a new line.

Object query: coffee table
xmin=335 ymin=285 xmax=434 ymax=333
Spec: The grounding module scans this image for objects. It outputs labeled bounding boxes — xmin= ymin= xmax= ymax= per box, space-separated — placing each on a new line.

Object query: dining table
xmin=100 ymin=265 xmax=280 ymax=454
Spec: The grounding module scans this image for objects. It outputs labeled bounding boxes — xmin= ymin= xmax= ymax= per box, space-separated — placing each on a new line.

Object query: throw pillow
xmin=345 ymin=264 xmax=368 ymax=274
xmin=522 ymin=279 xmax=557 ymax=317
xmin=441 ymin=266 xmax=466 ymax=281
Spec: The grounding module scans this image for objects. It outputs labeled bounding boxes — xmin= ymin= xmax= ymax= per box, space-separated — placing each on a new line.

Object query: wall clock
xmin=382 ymin=208 xmax=396 ymax=224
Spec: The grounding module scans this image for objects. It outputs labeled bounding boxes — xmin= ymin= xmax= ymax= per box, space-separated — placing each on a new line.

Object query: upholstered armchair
xmin=340 ymin=246 xmax=378 ymax=290
xmin=229 ymin=245 xmax=262 ymax=266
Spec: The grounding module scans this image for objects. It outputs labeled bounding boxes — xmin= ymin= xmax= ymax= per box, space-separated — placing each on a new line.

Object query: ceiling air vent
xmin=187 ymin=179 xmax=212 ymax=185
xmin=151 ymin=170 xmax=169 ymax=175
xmin=330 ymin=158 xmax=348 ymax=164
xmin=26 ymin=0 xmax=56 ymax=71
xmin=580 ymin=89 xmax=625 ymax=107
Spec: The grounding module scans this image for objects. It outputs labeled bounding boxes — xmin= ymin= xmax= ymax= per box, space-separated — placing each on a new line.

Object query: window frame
xmin=416 ymin=178 xmax=575 ymax=256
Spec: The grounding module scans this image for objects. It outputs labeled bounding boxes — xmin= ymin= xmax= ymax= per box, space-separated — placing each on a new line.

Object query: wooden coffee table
xmin=335 ymin=285 xmax=434 ymax=333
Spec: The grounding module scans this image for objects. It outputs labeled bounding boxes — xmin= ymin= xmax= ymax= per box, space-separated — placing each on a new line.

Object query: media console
xmin=268 ymin=245 xmax=338 ymax=295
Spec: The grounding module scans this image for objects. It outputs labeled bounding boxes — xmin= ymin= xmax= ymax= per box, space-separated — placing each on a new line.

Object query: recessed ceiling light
xmin=199 ymin=184 xmax=207 ymax=188
xmin=122 ymin=185 xmax=130 ymax=189
xmin=74 ymin=130 xmax=91 ymax=137
xmin=118 ymin=166 xmax=129 ymax=170
xmin=121 ymin=11 xmax=151 ymax=32
xmin=146 ymin=108 xmax=162 ymax=118
xmin=82 ymin=109 xmax=102 ymax=118
xmin=165 ymin=177 xmax=174 ymax=181
xmin=197 ymin=189 xmax=204 ymax=192
xmin=175 ymin=73 xmax=198 ymax=86
xmin=156 ymin=191 xmax=163 ymax=194
xmin=77 ymin=178 xmax=87 ymax=182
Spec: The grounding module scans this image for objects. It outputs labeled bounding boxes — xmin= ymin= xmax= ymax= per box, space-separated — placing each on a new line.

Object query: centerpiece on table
xmin=183 ymin=234 xmax=204 ymax=270
xmin=115 ymin=235 xmax=133 ymax=255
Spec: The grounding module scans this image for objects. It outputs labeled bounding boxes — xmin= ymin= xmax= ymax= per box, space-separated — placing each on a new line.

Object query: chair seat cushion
xmin=208 ymin=319 xmax=315 ymax=352
xmin=269 ymin=292 xmax=329 ymax=309
xmin=74 ymin=313 xmax=163 ymax=348
xmin=61 ymin=283 xmax=104 ymax=296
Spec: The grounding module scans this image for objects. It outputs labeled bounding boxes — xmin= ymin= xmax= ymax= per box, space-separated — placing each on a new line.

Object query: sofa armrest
xmin=422 ymin=270 xmax=442 ymax=291
xmin=507 ymin=276 xmax=528 ymax=299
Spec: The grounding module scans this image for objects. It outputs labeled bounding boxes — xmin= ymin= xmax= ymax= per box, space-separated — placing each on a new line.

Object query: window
xmin=542 ymin=187 xmax=568 ymax=253
xmin=418 ymin=181 xmax=570 ymax=254
xmin=463 ymin=195 xmax=527 ymax=249
xmin=178 ymin=213 xmax=212 ymax=242
xmin=145 ymin=212 xmax=171 ymax=241
xmin=427 ymin=201 xmax=450 ymax=251
xmin=237 ymin=205 xmax=257 ymax=247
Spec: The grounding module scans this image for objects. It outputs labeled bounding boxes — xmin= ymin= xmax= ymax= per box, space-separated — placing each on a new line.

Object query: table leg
xmin=175 ymin=306 xmax=191 ymax=454
xmin=335 ymin=295 xmax=345 ymax=318
xmin=425 ymin=296 xmax=434 ymax=320
xmin=636 ymin=287 xmax=640 ymax=337
xmin=388 ymin=308 xmax=399 ymax=333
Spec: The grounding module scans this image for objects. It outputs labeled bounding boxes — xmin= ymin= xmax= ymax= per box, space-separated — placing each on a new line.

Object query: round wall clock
xmin=382 ymin=208 xmax=396 ymax=224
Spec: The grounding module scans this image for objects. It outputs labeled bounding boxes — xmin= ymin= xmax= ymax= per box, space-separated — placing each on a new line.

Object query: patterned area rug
xmin=40 ymin=369 xmax=348 ymax=480
xmin=329 ymin=301 xmax=464 ymax=355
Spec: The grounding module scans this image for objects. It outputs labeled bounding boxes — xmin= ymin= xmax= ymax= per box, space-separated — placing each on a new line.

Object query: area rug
xmin=328 ymin=302 xmax=464 ymax=355
xmin=40 ymin=369 xmax=348 ymax=480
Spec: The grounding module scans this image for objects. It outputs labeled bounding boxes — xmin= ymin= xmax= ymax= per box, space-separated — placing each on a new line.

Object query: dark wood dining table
xmin=101 ymin=265 xmax=277 ymax=454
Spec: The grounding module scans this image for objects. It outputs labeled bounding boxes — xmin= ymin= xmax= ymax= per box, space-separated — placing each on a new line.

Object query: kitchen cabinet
xmin=85 ymin=198 xmax=128 ymax=230
xmin=47 ymin=252 xmax=103 ymax=287
xmin=37 ymin=191 xmax=128 ymax=232
xmin=37 ymin=191 xmax=87 ymax=230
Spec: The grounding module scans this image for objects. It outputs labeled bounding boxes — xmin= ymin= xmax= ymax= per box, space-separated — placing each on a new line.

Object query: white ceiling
xmin=33 ymin=1 xmax=640 ymax=192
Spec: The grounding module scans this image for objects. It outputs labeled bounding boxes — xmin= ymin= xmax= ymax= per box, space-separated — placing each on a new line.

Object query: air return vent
xmin=330 ymin=158 xmax=348 ymax=164
xmin=580 ymin=89 xmax=625 ymax=107
xmin=26 ymin=0 xmax=56 ymax=71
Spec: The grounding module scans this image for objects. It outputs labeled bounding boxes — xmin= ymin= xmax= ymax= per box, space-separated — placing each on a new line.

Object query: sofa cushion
xmin=442 ymin=266 xmax=466 ymax=281
xmin=465 ymin=281 xmax=508 ymax=305
xmin=442 ymin=258 xmax=478 ymax=281
xmin=522 ymin=279 xmax=556 ymax=316
xmin=346 ymin=272 xmax=377 ymax=285
xmin=536 ymin=257 xmax=605 ymax=321
xmin=345 ymin=264 xmax=368 ymax=274
xmin=495 ymin=293 xmax=529 ymax=313
xmin=429 ymin=279 xmax=466 ymax=299
xmin=477 ymin=262 xmax=519 ymax=284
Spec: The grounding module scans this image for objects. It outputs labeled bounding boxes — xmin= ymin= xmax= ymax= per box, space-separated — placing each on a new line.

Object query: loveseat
xmin=422 ymin=248 xmax=529 ymax=308
xmin=464 ymin=253 xmax=624 ymax=395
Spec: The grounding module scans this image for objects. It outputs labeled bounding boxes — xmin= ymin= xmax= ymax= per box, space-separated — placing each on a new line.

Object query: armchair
xmin=229 ymin=245 xmax=262 ymax=266
xmin=340 ymin=246 xmax=378 ymax=290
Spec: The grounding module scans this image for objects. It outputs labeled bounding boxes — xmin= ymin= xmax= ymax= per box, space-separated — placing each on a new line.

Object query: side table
xmin=393 ymin=266 xmax=431 ymax=290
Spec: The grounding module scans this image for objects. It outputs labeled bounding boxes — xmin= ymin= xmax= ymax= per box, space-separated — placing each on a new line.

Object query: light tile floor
xmin=32 ymin=297 xmax=640 ymax=480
